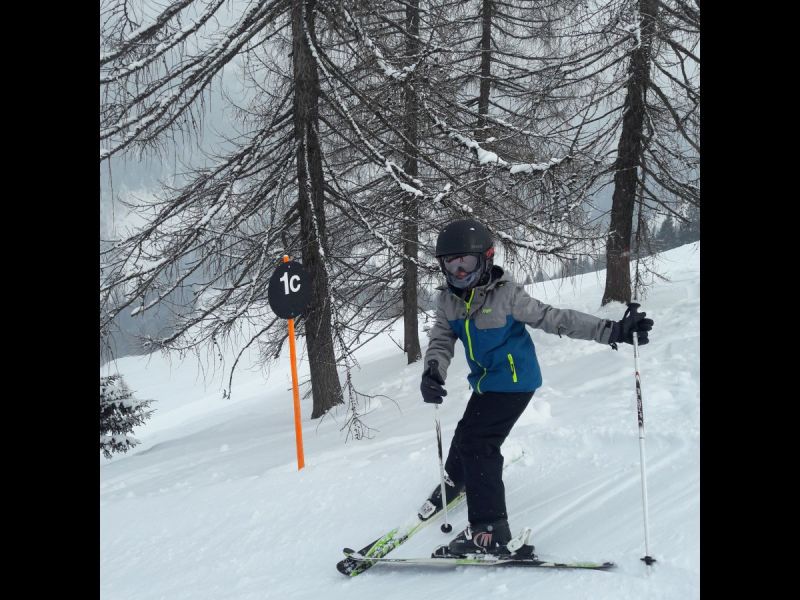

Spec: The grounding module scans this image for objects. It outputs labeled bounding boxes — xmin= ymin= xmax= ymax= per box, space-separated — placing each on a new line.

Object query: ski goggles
xmin=442 ymin=254 xmax=480 ymax=275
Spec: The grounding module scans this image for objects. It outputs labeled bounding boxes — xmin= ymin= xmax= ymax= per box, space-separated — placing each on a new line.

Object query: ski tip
xmin=343 ymin=548 xmax=355 ymax=555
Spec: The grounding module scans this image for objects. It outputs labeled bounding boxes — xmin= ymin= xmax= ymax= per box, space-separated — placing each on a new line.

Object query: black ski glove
xmin=421 ymin=360 xmax=447 ymax=404
xmin=609 ymin=303 xmax=654 ymax=348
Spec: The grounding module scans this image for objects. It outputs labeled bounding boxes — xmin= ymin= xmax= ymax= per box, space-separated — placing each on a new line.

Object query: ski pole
xmin=627 ymin=302 xmax=656 ymax=566
xmin=433 ymin=402 xmax=453 ymax=534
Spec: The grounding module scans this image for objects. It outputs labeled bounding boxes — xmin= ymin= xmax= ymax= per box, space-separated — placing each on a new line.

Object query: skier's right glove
xmin=421 ymin=360 xmax=447 ymax=404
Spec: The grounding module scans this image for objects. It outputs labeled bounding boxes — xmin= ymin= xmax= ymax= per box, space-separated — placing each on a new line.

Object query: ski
xmin=342 ymin=549 xmax=616 ymax=571
xmin=336 ymin=450 xmax=526 ymax=577
xmin=336 ymin=478 xmax=471 ymax=576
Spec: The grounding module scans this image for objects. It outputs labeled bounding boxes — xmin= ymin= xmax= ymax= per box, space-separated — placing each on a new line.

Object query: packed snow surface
xmin=101 ymin=243 xmax=700 ymax=599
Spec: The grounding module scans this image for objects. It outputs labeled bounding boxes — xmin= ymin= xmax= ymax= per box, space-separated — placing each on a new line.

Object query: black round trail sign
xmin=268 ymin=260 xmax=311 ymax=319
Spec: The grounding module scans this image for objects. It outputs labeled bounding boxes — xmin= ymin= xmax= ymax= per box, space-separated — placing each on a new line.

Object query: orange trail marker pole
xmin=284 ymin=255 xmax=305 ymax=470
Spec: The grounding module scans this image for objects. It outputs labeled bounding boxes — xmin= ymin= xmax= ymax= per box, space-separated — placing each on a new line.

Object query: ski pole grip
xmin=625 ymin=302 xmax=641 ymax=320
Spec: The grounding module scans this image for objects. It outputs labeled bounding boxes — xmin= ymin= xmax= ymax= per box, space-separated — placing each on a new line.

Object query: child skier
xmin=418 ymin=218 xmax=653 ymax=556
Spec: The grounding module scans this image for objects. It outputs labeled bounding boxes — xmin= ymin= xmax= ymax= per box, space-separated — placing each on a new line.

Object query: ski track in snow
xmin=101 ymin=243 xmax=699 ymax=600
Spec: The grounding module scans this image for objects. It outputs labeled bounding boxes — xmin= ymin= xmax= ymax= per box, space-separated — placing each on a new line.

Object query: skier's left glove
xmin=609 ymin=306 xmax=654 ymax=347
xmin=421 ymin=360 xmax=447 ymax=404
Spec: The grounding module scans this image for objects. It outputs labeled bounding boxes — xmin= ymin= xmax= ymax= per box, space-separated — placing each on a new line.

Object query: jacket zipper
xmin=507 ymin=353 xmax=518 ymax=383
xmin=464 ymin=289 xmax=488 ymax=393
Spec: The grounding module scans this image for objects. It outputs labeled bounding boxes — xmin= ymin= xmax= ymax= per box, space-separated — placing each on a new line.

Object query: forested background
xmin=100 ymin=0 xmax=698 ymax=424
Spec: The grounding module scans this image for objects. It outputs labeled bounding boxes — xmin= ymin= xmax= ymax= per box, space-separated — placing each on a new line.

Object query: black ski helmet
xmin=435 ymin=219 xmax=493 ymax=257
xmin=435 ymin=219 xmax=495 ymax=289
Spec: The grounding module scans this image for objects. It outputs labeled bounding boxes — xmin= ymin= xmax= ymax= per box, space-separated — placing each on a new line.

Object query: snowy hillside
xmin=100 ymin=243 xmax=700 ymax=600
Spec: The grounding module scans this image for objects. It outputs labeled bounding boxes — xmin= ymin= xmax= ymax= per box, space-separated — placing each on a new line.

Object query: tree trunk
xmin=402 ymin=0 xmax=422 ymax=364
xmin=292 ymin=0 xmax=343 ymax=418
xmin=475 ymin=0 xmax=493 ymax=202
xmin=602 ymin=0 xmax=659 ymax=306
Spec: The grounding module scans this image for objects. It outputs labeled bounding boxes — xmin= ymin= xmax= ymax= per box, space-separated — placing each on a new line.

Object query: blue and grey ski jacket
xmin=424 ymin=266 xmax=616 ymax=394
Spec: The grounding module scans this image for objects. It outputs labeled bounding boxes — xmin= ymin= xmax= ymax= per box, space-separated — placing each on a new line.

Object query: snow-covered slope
xmin=100 ymin=243 xmax=699 ymax=600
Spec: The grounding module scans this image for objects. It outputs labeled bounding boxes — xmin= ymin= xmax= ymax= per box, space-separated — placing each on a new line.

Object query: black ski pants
xmin=444 ymin=390 xmax=534 ymax=525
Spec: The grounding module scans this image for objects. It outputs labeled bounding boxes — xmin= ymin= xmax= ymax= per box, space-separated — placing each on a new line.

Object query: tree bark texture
xmin=292 ymin=0 xmax=343 ymax=417
xmin=477 ymin=0 xmax=493 ymax=131
xmin=402 ymin=0 xmax=422 ymax=364
xmin=475 ymin=0 xmax=493 ymax=202
xmin=602 ymin=0 xmax=659 ymax=306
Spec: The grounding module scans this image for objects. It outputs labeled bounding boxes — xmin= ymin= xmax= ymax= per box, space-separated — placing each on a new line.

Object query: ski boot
xmin=417 ymin=477 xmax=465 ymax=520
xmin=434 ymin=525 xmax=536 ymax=558
xmin=446 ymin=519 xmax=513 ymax=555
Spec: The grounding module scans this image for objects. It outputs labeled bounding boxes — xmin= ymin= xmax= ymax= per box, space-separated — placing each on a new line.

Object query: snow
xmin=509 ymin=158 xmax=564 ymax=174
xmin=432 ymin=182 xmax=452 ymax=204
xmin=101 ymin=242 xmax=700 ymax=599
xmin=341 ymin=6 xmax=416 ymax=83
xmin=430 ymin=112 xmax=567 ymax=174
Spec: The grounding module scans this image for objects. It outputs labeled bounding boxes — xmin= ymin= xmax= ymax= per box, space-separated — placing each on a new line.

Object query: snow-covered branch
xmin=425 ymin=104 xmax=568 ymax=175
